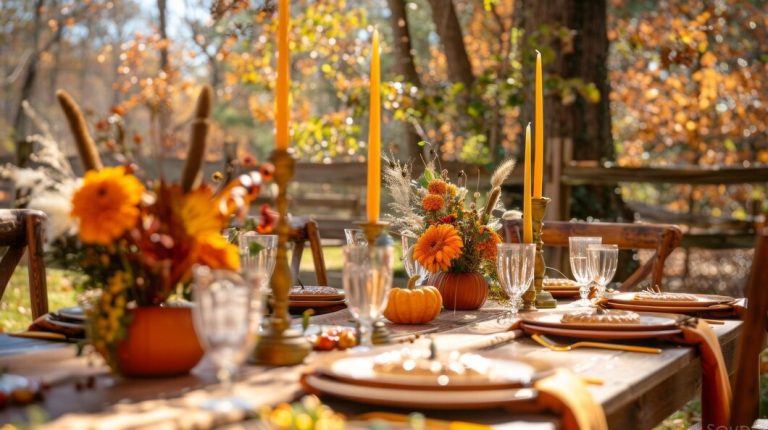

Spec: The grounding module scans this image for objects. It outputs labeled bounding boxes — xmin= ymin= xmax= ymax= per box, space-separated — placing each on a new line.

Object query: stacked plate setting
xmin=518 ymin=309 xmax=684 ymax=340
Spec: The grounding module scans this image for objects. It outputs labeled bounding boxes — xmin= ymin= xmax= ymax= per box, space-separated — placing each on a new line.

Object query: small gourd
xmin=383 ymin=276 xmax=443 ymax=324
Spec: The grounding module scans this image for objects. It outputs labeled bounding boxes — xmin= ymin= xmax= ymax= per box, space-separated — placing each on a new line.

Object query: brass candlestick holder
xmin=533 ymin=197 xmax=557 ymax=308
xmin=252 ymin=149 xmax=311 ymax=365
xmin=353 ymin=220 xmax=393 ymax=345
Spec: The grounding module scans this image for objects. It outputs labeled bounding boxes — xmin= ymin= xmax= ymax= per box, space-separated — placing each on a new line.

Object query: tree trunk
xmin=426 ymin=0 xmax=474 ymax=88
xmin=386 ymin=0 xmax=423 ymax=158
xmin=157 ymin=0 xmax=169 ymax=72
xmin=13 ymin=0 xmax=45 ymax=167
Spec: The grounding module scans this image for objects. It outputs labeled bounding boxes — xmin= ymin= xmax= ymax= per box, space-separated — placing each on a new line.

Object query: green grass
xmin=0 ymin=268 xmax=80 ymax=333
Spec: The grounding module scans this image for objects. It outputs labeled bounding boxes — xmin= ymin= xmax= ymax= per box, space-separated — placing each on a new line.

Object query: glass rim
xmin=568 ymin=236 xmax=602 ymax=241
xmin=586 ymin=243 xmax=619 ymax=250
xmin=240 ymin=232 xmax=278 ymax=238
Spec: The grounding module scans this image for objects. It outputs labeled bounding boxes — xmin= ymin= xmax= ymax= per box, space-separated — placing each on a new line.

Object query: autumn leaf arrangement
xmin=2 ymin=86 xmax=272 ymax=365
xmin=383 ymin=151 xmax=515 ymax=280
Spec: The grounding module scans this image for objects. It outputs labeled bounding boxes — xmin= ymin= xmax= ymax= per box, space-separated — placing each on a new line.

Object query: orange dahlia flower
xmin=427 ymin=179 xmax=448 ymax=195
xmin=72 ymin=166 xmax=145 ymax=245
xmin=422 ymin=194 xmax=445 ymax=211
xmin=413 ymin=224 xmax=463 ymax=272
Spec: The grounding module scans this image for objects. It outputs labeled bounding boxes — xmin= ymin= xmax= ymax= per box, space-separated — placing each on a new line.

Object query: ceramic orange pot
xmin=113 ymin=306 xmax=203 ymax=378
xmin=429 ymin=271 xmax=488 ymax=311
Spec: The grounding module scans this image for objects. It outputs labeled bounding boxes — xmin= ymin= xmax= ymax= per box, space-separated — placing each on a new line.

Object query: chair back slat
xmin=289 ymin=218 xmax=328 ymax=286
xmin=501 ymin=220 xmax=682 ymax=291
xmin=730 ymin=227 xmax=768 ymax=427
xmin=0 ymin=209 xmax=48 ymax=319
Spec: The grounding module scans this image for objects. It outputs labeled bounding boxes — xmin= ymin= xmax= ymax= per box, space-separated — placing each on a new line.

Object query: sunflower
xmin=421 ymin=194 xmax=445 ymax=212
xmin=476 ymin=227 xmax=502 ymax=260
xmin=72 ymin=166 xmax=145 ymax=245
xmin=413 ymin=224 xmax=463 ymax=272
xmin=427 ymin=179 xmax=448 ymax=195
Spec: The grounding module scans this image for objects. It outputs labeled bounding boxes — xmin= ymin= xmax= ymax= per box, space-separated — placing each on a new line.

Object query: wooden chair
xmin=289 ymin=218 xmax=328 ymax=286
xmin=0 ymin=209 xmax=48 ymax=319
xmin=730 ymin=226 xmax=768 ymax=428
xmin=502 ymin=219 xmax=683 ymax=291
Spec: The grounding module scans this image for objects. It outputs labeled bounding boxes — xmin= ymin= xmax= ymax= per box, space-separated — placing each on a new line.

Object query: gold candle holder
xmin=533 ymin=197 xmax=557 ymax=308
xmin=252 ymin=149 xmax=311 ymax=365
xmin=353 ymin=220 xmax=393 ymax=345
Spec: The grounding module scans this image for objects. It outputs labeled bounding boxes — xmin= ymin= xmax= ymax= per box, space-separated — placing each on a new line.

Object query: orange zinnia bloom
xmin=427 ymin=179 xmax=448 ymax=195
xmin=422 ymin=194 xmax=445 ymax=211
xmin=72 ymin=166 xmax=145 ymax=246
xmin=476 ymin=227 xmax=502 ymax=260
xmin=413 ymin=224 xmax=463 ymax=272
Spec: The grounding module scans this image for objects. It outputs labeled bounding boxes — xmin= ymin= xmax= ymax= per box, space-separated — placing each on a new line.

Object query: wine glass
xmin=587 ymin=244 xmax=619 ymax=301
xmin=569 ymin=236 xmax=602 ymax=307
xmin=191 ymin=266 xmax=261 ymax=411
xmin=400 ymin=234 xmax=429 ymax=286
xmin=496 ymin=243 xmax=536 ymax=321
xmin=342 ymin=245 xmax=394 ymax=348
xmin=344 ymin=228 xmax=368 ymax=246
xmin=238 ymin=233 xmax=277 ymax=330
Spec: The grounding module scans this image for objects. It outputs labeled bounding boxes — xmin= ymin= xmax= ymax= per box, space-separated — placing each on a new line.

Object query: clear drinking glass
xmin=344 ymin=228 xmax=368 ymax=246
xmin=342 ymin=245 xmax=394 ymax=347
xmin=191 ymin=266 xmax=260 ymax=411
xmin=400 ymin=234 xmax=429 ymax=286
xmin=496 ymin=243 xmax=536 ymax=321
xmin=587 ymin=244 xmax=619 ymax=301
xmin=238 ymin=233 xmax=277 ymax=331
xmin=569 ymin=236 xmax=602 ymax=307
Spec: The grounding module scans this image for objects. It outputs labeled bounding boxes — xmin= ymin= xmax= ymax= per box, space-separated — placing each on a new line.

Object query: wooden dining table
xmin=0 ymin=303 xmax=741 ymax=430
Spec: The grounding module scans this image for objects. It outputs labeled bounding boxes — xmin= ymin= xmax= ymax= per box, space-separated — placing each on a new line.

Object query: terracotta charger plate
xmin=301 ymin=373 xmax=537 ymax=410
xmin=605 ymin=301 xmax=733 ymax=314
xmin=521 ymin=310 xmax=682 ymax=331
xmin=521 ymin=322 xmax=680 ymax=340
xmin=608 ymin=292 xmax=734 ymax=307
xmin=311 ymin=349 xmax=553 ymax=391
xmin=288 ymin=299 xmax=346 ymax=308
xmin=546 ymin=290 xmax=580 ymax=298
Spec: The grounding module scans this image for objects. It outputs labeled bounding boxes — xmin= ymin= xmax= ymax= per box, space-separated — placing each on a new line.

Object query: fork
xmin=531 ymin=334 xmax=662 ymax=354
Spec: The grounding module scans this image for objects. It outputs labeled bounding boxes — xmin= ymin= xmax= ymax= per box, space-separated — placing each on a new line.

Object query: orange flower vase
xmin=113 ymin=306 xmax=204 ymax=378
xmin=429 ymin=271 xmax=488 ymax=311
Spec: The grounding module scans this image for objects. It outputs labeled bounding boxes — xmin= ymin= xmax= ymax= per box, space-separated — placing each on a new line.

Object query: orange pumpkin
xmin=114 ymin=306 xmax=204 ymax=377
xmin=384 ymin=276 xmax=442 ymax=324
xmin=430 ymin=271 xmax=488 ymax=311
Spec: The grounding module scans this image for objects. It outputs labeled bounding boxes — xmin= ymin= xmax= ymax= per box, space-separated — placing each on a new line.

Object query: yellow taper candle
xmin=366 ymin=29 xmax=381 ymax=222
xmin=275 ymin=0 xmax=290 ymax=149
xmin=534 ymin=50 xmax=544 ymax=198
xmin=523 ymin=123 xmax=533 ymax=244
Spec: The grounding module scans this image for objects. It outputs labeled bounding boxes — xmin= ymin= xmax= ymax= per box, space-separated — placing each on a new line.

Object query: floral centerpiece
xmin=3 ymin=87 xmax=272 ymax=376
xmin=383 ymin=153 xmax=515 ymax=310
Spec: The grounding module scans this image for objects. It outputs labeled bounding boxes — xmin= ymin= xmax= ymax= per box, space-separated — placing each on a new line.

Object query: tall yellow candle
xmin=366 ymin=29 xmax=381 ymax=223
xmin=534 ymin=50 xmax=544 ymax=198
xmin=523 ymin=123 xmax=533 ymax=244
xmin=275 ymin=0 xmax=290 ymax=150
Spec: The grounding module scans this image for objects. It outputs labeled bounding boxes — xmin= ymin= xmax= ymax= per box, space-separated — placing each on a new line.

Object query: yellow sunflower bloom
xmin=72 ymin=167 xmax=145 ymax=245
xmin=413 ymin=224 xmax=463 ymax=272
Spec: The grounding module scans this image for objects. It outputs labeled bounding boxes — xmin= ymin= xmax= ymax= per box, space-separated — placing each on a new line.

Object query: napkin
xmin=26 ymin=313 xmax=85 ymax=339
xmin=668 ymin=318 xmax=732 ymax=427
xmin=522 ymin=368 xmax=608 ymax=430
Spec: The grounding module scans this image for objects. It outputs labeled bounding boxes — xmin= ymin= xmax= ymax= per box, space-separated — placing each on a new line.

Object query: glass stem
xmin=358 ymin=319 xmax=373 ymax=347
xmin=579 ymin=282 xmax=590 ymax=300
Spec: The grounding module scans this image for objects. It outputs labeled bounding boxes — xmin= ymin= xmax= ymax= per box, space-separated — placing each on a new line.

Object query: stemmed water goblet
xmin=342 ymin=245 xmax=394 ymax=348
xmin=191 ymin=266 xmax=261 ymax=411
xmin=344 ymin=228 xmax=368 ymax=246
xmin=569 ymin=236 xmax=602 ymax=307
xmin=400 ymin=234 xmax=429 ymax=286
xmin=238 ymin=233 xmax=277 ymax=330
xmin=496 ymin=243 xmax=536 ymax=322
xmin=587 ymin=244 xmax=619 ymax=302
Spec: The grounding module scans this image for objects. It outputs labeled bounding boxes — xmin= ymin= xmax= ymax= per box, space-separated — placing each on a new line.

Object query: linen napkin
xmin=524 ymin=368 xmax=608 ymax=430
xmin=668 ymin=318 xmax=732 ymax=427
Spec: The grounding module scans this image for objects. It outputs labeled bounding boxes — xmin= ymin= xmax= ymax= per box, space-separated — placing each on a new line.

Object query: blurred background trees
xmin=0 ymin=0 xmax=765 ymax=219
